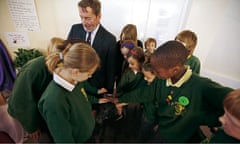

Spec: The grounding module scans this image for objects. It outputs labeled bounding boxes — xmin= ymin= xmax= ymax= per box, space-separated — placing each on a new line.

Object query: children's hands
xmin=115 ymin=103 xmax=128 ymax=115
xmin=104 ymin=97 xmax=119 ymax=104
xmin=98 ymin=98 xmax=110 ymax=104
xmin=153 ymin=125 xmax=159 ymax=132
xmin=98 ymin=88 xmax=108 ymax=94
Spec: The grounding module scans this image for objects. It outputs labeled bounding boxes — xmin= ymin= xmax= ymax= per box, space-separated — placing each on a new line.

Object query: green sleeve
xmin=119 ymin=84 xmax=155 ymax=103
xmin=88 ymin=94 xmax=99 ymax=104
xmin=202 ymin=79 xmax=233 ymax=109
xmin=84 ymin=81 xmax=98 ymax=95
xmin=117 ymin=71 xmax=130 ymax=93
xmin=201 ymin=77 xmax=233 ymax=126
xmin=185 ymin=55 xmax=201 ymax=74
xmin=191 ymin=62 xmax=200 ymax=74
xmin=191 ymin=59 xmax=200 ymax=74
xmin=8 ymin=70 xmax=41 ymax=133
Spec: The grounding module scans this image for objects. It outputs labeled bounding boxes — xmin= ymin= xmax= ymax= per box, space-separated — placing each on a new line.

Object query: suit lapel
xmin=92 ymin=25 xmax=104 ymax=51
xmin=80 ymin=24 xmax=87 ymax=40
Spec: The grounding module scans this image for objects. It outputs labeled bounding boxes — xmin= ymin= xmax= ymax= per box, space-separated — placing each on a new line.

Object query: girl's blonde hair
xmin=224 ymin=89 xmax=240 ymax=120
xmin=47 ymin=37 xmax=65 ymax=55
xmin=120 ymin=24 xmax=138 ymax=45
xmin=46 ymin=42 xmax=100 ymax=73
xmin=47 ymin=37 xmax=86 ymax=55
xmin=175 ymin=30 xmax=197 ymax=55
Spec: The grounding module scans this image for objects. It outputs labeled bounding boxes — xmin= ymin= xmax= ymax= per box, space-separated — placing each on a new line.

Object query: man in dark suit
xmin=68 ymin=0 xmax=117 ymax=94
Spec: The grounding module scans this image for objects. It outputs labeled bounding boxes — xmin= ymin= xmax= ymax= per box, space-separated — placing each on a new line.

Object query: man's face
xmin=79 ymin=6 xmax=101 ymax=32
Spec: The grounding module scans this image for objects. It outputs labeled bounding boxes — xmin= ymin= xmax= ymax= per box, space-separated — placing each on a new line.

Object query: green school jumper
xmin=83 ymin=81 xmax=99 ymax=95
xmin=38 ymin=80 xmax=98 ymax=143
xmin=117 ymin=69 xmax=147 ymax=97
xmin=8 ymin=56 xmax=52 ymax=133
xmin=185 ymin=55 xmax=201 ymax=74
xmin=119 ymin=73 xmax=232 ymax=142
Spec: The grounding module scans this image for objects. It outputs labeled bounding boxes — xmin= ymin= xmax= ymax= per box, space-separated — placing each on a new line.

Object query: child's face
xmin=150 ymin=57 xmax=177 ymax=79
xmin=127 ymin=56 xmax=140 ymax=72
xmin=153 ymin=67 xmax=173 ymax=79
xmin=142 ymin=69 xmax=156 ymax=84
xmin=146 ymin=42 xmax=156 ymax=53
xmin=72 ymin=65 xmax=97 ymax=82
xmin=121 ymin=46 xmax=130 ymax=59
xmin=219 ymin=108 xmax=240 ymax=140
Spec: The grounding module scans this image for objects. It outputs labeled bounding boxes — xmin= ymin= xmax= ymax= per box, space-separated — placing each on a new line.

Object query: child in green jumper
xmin=38 ymin=43 xmax=109 ymax=143
xmin=8 ymin=38 xmax=106 ymax=142
xmin=116 ymin=47 xmax=147 ymax=141
xmin=111 ymin=40 xmax=233 ymax=143
xmin=175 ymin=30 xmax=201 ymax=74
xmin=8 ymin=37 xmax=66 ymax=141
xmin=203 ymin=89 xmax=240 ymax=143
xmin=137 ymin=59 xmax=158 ymax=142
xmin=117 ymin=47 xmax=146 ymax=96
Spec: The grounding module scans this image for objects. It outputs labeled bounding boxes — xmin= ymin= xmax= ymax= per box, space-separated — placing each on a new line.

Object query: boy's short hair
xmin=224 ymin=89 xmax=240 ymax=120
xmin=142 ymin=59 xmax=154 ymax=73
xmin=150 ymin=40 xmax=188 ymax=69
xmin=175 ymin=30 xmax=197 ymax=55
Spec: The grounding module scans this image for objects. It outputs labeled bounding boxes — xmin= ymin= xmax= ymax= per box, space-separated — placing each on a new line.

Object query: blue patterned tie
xmin=87 ymin=32 xmax=91 ymax=45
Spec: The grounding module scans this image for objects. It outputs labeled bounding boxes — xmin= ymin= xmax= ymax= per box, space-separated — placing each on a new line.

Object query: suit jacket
xmin=68 ymin=24 xmax=116 ymax=93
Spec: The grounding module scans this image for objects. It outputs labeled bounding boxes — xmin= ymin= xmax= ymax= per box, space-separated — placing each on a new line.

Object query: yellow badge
xmin=80 ymin=88 xmax=88 ymax=101
xmin=174 ymin=102 xmax=185 ymax=115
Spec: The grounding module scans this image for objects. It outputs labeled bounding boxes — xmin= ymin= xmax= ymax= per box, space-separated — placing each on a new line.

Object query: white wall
xmin=185 ymin=0 xmax=240 ymax=88
xmin=0 ymin=0 xmax=239 ymax=88
xmin=0 ymin=0 xmax=190 ymax=53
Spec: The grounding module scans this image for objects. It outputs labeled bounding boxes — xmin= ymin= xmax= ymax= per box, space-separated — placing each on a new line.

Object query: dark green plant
xmin=14 ymin=48 xmax=43 ymax=68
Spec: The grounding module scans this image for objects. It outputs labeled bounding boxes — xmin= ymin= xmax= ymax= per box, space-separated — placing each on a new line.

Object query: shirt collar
xmin=53 ymin=73 xmax=75 ymax=91
xmin=85 ymin=24 xmax=100 ymax=45
xmin=133 ymin=70 xmax=138 ymax=75
xmin=166 ymin=66 xmax=192 ymax=87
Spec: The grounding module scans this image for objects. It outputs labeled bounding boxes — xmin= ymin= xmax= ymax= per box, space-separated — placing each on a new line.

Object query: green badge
xmin=178 ymin=96 xmax=189 ymax=106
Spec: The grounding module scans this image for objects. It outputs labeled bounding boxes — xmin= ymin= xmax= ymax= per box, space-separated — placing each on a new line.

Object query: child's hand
xmin=105 ymin=97 xmax=119 ymax=104
xmin=98 ymin=98 xmax=110 ymax=104
xmin=153 ymin=125 xmax=159 ymax=132
xmin=115 ymin=103 xmax=128 ymax=115
xmin=98 ymin=88 xmax=108 ymax=94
